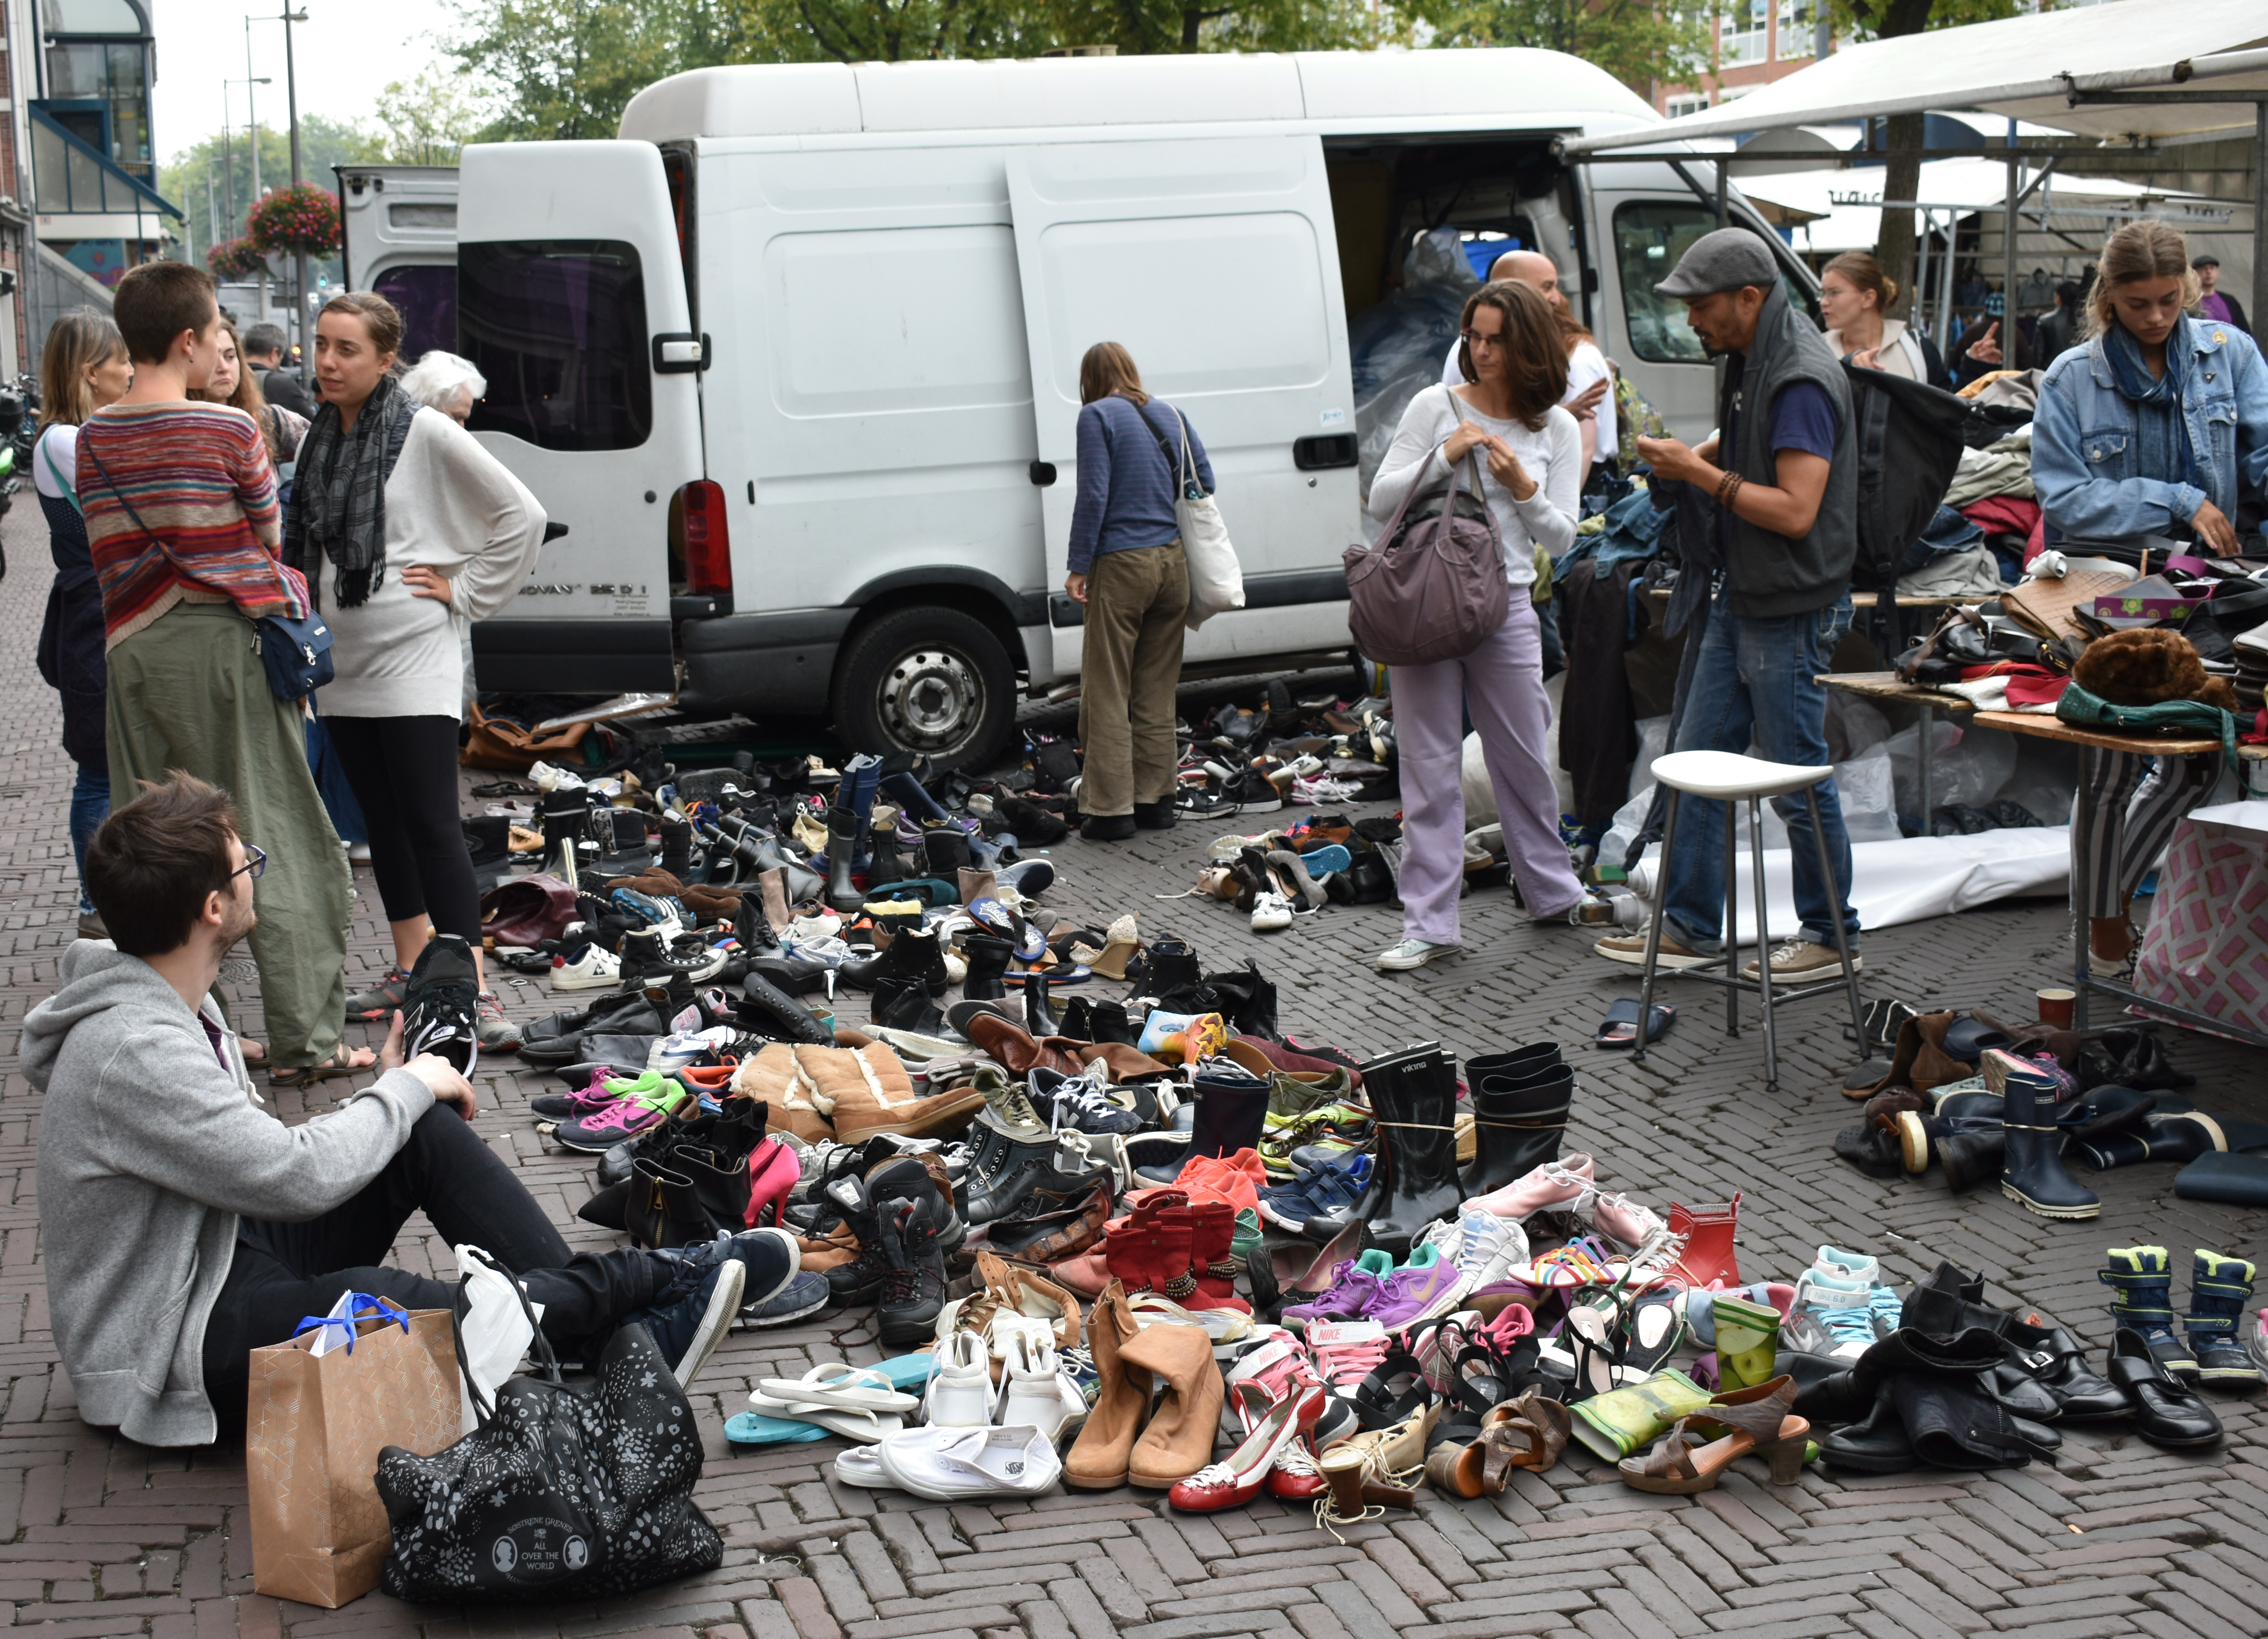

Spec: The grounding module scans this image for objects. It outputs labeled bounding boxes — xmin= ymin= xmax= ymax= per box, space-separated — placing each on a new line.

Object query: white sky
xmin=146 ymin=0 xmax=461 ymax=167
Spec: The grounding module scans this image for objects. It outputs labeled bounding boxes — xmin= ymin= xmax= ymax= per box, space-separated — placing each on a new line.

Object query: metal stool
xmin=1630 ymin=749 xmax=1865 ymax=1092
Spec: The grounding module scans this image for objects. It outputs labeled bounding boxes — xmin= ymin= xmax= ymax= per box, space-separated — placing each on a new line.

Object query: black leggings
xmin=324 ymin=714 xmax=480 ymax=940
xmin=201 ymin=1105 xmax=663 ymax=1419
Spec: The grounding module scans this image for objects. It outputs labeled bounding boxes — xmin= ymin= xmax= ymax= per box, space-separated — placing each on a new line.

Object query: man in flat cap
xmin=1598 ymin=227 xmax=1862 ymax=984
xmin=2192 ymin=255 xmax=2249 ymax=337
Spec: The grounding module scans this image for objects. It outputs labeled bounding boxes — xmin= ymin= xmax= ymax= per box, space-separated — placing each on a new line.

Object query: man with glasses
xmin=23 ymin=772 xmax=802 ymax=1448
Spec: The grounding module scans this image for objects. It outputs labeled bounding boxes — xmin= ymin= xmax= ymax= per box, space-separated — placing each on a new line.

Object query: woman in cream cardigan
xmin=1820 ymin=252 xmax=1946 ymax=384
xmin=285 ymin=291 xmax=545 ymax=1047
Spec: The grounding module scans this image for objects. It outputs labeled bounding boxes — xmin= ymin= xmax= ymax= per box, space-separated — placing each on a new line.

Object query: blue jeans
xmin=1661 ymin=588 xmax=1859 ymax=955
xmin=69 ymin=763 xmax=110 ymax=918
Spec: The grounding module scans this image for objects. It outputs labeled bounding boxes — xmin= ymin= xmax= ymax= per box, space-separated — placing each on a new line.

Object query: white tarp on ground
xmin=1626 ymin=827 xmax=2072 ymax=951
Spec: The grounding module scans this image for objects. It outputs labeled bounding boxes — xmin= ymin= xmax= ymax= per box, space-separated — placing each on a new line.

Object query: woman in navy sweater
xmin=1065 ymin=343 xmax=1214 ymax=841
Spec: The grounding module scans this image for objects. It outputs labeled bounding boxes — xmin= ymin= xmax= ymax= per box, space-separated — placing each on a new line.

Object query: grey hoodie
xmin=22 ymin=942 xmax=434 ymax=1446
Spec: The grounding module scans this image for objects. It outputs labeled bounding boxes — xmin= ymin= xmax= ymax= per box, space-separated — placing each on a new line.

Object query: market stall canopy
xmin=1737 ymin=160 xmax=2221 ymax=255
xmin=1561 ymin=0 xmax=2268 ymax=151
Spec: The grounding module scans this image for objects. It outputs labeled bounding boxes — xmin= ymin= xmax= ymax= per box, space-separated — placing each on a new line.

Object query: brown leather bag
xmin=460 ymin=699 xmax=590 ymax=773
xmin=477 ymin=874 xmax=577 ymax=948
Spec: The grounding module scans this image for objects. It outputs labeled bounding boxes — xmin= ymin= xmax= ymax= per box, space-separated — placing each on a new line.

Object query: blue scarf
xmin=2103 ymin=319 xmax=2206 ymax=502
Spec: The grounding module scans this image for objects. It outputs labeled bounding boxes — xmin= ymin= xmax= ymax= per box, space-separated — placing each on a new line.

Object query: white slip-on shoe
xmin=875 ymin=1424 xmax=1063 ymax=1501
xmin=924 ymin=1330 xmax=995 ymax=1428
xmin=833 ymin=1443 xmax=890 ymax=1488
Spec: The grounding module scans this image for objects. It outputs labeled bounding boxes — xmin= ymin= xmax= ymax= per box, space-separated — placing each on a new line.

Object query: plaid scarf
xmin=283 ymin=372 xmax=420 ymax=608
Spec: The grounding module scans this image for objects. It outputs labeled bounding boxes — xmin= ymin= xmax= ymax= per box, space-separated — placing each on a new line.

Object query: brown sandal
xmin=268 ymin=1043 xmax=378 ymax=1087
xmin=1618 ymin=1375 xmax=1808 ymax=1494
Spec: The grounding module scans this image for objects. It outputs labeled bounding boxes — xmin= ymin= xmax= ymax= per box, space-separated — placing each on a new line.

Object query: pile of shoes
xmin=1183 ymin=814 xmax=1402 ymax=933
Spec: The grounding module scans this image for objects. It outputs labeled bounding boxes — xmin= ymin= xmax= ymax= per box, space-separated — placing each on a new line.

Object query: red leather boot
xmin=1668 ymin=1193 xmax=1743 ymax=1289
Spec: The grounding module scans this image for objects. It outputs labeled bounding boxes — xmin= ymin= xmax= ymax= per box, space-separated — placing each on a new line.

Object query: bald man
xmin=1444 ymin=249 xmax=1616 ymax=483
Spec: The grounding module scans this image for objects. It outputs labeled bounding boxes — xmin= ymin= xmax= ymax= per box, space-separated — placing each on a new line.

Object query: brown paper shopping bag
xmin=246 ymin=1301 xmax=463 ymax=1608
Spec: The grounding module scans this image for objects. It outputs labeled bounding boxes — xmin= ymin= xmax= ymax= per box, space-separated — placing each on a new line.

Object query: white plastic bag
xmin=453 ymin=1244 xmax=543 ymax=1435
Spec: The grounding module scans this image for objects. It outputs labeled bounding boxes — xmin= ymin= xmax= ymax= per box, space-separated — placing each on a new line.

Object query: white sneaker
xmin=528 ymin=760 xmax=585 ymax=792
xmin=1453 ymin=1207 xmax=1530 ymax=1292
xmin=1375 ymin=938 xmax=1459 ymax=972
xmin=875 ymin=1424 xmax=1063 ymax=1501
xmin=553 ymin=941 xmax=622 ymax=991
xmin=923 ymin=1330 xmax=994 ymax=1428
xmin=1250 ymin=891 xmax=1295 ymax=933
xmin=833 ymin=1443 xmax=890 ymax=1488
xmin=995 ymin=1335 xmax=1086 ymax=1442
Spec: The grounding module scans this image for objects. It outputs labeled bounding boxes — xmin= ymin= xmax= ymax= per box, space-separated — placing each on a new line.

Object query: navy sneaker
xmin=633 ymin=1227 xmax=799 ymax=1387
xmin=742 ymin=1269 xmax=830 ymax=1328
xmin=1257 ymin=1153 xmax=1372 ymax=1233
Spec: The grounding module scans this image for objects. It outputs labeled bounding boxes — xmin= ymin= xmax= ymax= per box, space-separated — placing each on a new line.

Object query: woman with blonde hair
xmin=2034 ymin=219 xmax=2268 ymax=979
xmin=1065 ymin=341 xmax=1214 ymax=842
xmin=33 ymin=308 xmax=133 ymax=937
xmin=1819 ymin=251 xmax=1945 ymax=383
xmin=196 ymin=316 xmax=310 ymax=479
xmin=1368 ymin=279 xmax=1587 ymax=970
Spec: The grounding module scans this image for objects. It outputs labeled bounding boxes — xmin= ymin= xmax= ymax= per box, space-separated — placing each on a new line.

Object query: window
xmin=1719 ymin=0 xmax=1767 ymax=67
xmin=460 ymin=240 xmax=651 ymax=452
xmin=1613 ymin=201 xmax=1720 ymax=363
xmin=372 ymin=265 xmax=459 ymax=370
xmin=1666 ymin=94 xmax=1711 ymax=118
xmin=46 ymin=0 xmax=145 ymax=34
xmin=44 ymin=40 xmax=151 ymax=172
xmin=1776 ymin=0 xmax=1813 ymax=58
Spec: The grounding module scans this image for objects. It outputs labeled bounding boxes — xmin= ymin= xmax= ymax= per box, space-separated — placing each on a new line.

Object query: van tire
xmin=831 ymin=606 xmax=1016 ymax=771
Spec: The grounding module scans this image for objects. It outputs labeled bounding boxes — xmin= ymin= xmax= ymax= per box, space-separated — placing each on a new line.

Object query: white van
xmin=338 ymin=48 xmax=1814 ymax=768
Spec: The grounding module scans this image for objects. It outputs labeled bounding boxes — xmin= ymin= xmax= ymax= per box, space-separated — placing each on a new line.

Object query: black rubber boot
xmin=960 ymin=935 xmax=1014 ymax=1002
xmin=1999 ymin=1061 xmax=2098 ymax=1220
xmin=2187 ymin=1250 xmax=2260 ymax=1384
xmin=1021 ymin=969 xmax=1061 ymax=1037
xmin=1792 ymin=1325 xmax=2006 ymax=1424
xmin=1304 ymin=1043 xmax=1463 ymax=1257
xmin=825 ymin=806 xmax=864 ymax=913
xmin=1133 ymin=1072 xmax=1270 ymax=1184
xmin=1458 ymin=1057 xmax=1570 ymax=1196
xmin=1937 ymin=1125 xmax=2008 ymax=1193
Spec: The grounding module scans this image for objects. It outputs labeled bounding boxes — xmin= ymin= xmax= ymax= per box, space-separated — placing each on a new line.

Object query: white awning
xmin=1563 ymin=0 xmax=2268 ymax=151
xmin=1737 ymin=161 xmax=2223 ymax=255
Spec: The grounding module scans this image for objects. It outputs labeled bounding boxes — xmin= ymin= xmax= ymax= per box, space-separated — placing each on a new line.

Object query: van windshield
xmin=460 ymin=239 xmax=653 ymax=451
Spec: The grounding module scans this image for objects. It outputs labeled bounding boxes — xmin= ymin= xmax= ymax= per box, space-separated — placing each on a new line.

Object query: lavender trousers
xmin=1393 ymin=600 xmax=1584 ymax=946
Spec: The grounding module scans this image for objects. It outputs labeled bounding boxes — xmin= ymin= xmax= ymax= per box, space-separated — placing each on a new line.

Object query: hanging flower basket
xmin=247 ymin=183 xmax=341 ymax=259
xmin=207 ymin=236 xmax=269 ymax=282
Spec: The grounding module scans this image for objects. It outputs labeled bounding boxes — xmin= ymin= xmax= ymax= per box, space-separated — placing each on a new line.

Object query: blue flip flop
xmin=725 ymin=1411 xmax=830 ymax=1446
xmin=1596 ymin=997 xmax=1674 ymax=1049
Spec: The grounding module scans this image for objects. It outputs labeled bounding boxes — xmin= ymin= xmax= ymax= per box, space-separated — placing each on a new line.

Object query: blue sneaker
xmin=1299 ymin=843 xmax=1353 ymax=875
xmin=742 ymin=1269 xmax=830 ymax=1328
xmin=1257 ymin=1153 xmax=1372 ymax=1232
xmin=631 ymin=1227 xmax=798 ymax=1387
xmin=613 ymin=887 xmax=690 ymax=929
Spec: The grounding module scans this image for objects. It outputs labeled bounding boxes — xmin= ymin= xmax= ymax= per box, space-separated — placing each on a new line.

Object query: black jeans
xmin=201 ymin=1106 xmax=660 ymax=1418
xmin=324 ymin=714 xmax=482 ymax=940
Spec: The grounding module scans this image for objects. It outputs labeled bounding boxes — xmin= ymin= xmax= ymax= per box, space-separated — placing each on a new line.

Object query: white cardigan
xmin=1368 ymin=384 xmax=1581 ymax=585
xmin=321 ymin=409 xmax=547 ymax=719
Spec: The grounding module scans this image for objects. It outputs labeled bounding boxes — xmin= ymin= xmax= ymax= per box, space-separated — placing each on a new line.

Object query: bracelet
xmin=1718 ymin=471 xmax=1745 ymax=512
xmin=1713 ymin=467 xmax=1739 ymax=505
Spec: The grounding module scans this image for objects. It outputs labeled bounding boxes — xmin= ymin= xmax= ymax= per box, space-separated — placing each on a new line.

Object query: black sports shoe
xmin=877 ymin=1197 xmax=947 ymax=1346
xmin=401 ymin=933 xmax=481 ymax=1075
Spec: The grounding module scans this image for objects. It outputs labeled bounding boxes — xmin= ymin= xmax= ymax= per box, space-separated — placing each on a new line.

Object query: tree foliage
xmin=378 ymin=65 xmax=492 ymax=165
xmin=1411 ymin=0 xmax=1713 ymax=96
xmin=159 ymin=116 xmax=381 ymax=276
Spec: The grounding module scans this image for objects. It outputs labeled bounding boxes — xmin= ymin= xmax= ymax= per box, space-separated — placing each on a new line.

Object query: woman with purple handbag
xmin=1360 ymin=279 xmax=1587 ymax=970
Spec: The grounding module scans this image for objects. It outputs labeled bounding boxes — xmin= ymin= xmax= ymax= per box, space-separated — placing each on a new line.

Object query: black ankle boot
xmin=1458 ymin=1055 xmax=1570 ymax=1196
xmin=1938 ymin=1124 xmax=2007 ymax=1192
xmin=1145 ymin=937 xmax=1202 ymax=998
xmin=923 ymin=827 xmax=973 ymax=877
xmin=2000 ymin=1062 xmax=2098 ymax=1220
xmin=1305 ymin=1043 xmax=1463 ymax=1257
xmin=1903 ymin=1260 xmax=2128 ymax=1421
xmin=735 ymin=891 xmax=778 ymax=955
xmin=1818 ymin=1381 xmax=1916 ymax=1473
xmin=839 ymin=926 xmax=949 ymax=994
xmin=961 ymin=935 xmax=1014 ymax=1002
xmin=872 ymin=975 xmax=944 ymax=1035
xmin=825 ymin=806 xmax=863 ymax=913
xmin=464 ymin=815 xmax=511 ymax=884
xmin=1088 ymin=1000 xmax=1137 ymax=1046
xmin=1021 ymin=969 xmax=1061 ymax=1037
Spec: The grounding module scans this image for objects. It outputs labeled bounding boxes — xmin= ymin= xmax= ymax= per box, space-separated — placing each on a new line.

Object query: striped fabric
xmin=78 ymin=401 xmax=306 ymax=648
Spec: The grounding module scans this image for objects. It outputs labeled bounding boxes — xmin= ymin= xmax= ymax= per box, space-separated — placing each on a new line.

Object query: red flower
xmin=248 ymin=183 xmax=341 ymax=258
xmin=207 ymin=236 xmax=268 ymax=281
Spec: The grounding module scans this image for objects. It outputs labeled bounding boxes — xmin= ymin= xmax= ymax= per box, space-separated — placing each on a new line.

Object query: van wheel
xmin=832 ymin=607 xmax=1015 ymax=771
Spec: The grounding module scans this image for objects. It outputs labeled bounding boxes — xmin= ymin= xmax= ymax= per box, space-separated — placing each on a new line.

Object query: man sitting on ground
xmin=24 ymin=772 xmax=796 ymax=1448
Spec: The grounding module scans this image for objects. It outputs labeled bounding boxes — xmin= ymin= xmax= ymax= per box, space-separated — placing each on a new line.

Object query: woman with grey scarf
xmin=285 ymin=292 xmax=546 ymax=1046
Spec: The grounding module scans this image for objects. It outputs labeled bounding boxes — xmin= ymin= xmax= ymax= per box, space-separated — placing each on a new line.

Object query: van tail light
xmin=681 ymin=480 xmax=731 ymax=593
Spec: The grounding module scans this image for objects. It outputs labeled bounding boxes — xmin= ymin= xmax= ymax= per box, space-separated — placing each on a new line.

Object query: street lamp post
xmin=281 ymin=3 xmax=310 ymax=379
xmin=244 ymin=18 xmax=268 ymax=327
xmin=221 ymin=76 xmax=270 ymax=231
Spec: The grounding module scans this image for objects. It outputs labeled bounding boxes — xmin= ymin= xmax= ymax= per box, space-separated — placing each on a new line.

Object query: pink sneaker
xmin=1588 ymin=1189 xmax=1665 ymax=1249
xmin=1470 ymin=1153 xmax=1595 ymax=1220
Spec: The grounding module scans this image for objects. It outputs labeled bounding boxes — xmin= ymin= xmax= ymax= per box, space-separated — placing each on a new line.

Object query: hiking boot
xmin=1594 ymin=928 xmax=1709 ymax=969
xmin=877 ymin=1196 xmax=949 ymax=1345
xmin=402 ymin=935 xmax=481 ymax=1074
xmin=346 ymin=966 xmax=412 ymax=1022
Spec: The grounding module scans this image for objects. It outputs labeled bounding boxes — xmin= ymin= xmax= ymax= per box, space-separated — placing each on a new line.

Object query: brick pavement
xmin=2 ymin=504 xmax=2265 ymax=1639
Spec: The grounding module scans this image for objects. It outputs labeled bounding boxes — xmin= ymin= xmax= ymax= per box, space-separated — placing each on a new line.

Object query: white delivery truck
xmin=338 ymin=47 xmax=1815 ymax=768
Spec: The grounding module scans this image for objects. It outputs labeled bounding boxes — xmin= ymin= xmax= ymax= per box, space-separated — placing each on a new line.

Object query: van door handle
xmin=1293 ymin=435 xmax=1357 ymax=471
xmin=1029 ymin=461 xmax=1057 ymax=486
xmin=651 ymin=333 xmax=711 ymax=373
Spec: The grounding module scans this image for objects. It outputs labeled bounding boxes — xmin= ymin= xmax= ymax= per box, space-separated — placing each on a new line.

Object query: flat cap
xmin=2192 ymin=253 xmax=2220 ymax=269
xmin=1655 ymin=228 xmax=1780 ymax=299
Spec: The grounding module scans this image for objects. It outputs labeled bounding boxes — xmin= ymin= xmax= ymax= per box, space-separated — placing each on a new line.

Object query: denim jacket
xmin=2033 ymin=316 xmax=2268 ymax=544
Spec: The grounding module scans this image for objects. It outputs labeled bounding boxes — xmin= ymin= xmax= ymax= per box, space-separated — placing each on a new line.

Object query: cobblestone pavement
xmin=3 ymin=505 xmax=2266 ymax=1639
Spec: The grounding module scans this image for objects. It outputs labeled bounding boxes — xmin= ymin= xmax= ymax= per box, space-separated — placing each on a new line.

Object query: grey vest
xmin=1719 ymin=283 xmax=1857 ymax=618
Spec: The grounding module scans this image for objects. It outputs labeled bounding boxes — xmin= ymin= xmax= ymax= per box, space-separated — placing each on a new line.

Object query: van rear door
xmin=335 ymin=164 xmax=460 ymax=361
xmin=457 ymin=140 xmax=705 ymax=695
xmin=1006 ymin=136 xmax=1359 ymax=675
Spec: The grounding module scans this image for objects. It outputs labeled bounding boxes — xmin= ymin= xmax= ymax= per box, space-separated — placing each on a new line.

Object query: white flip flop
xmin=754 ymin=1362 xmax=920 ymax=1415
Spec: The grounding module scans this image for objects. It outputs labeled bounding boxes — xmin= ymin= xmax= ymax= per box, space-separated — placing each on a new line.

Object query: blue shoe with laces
xmin=1256 ymin=1153 xmax=1372 ymax=1233
xmin=1786 ymin=1265 xmax=1878 ymax=1361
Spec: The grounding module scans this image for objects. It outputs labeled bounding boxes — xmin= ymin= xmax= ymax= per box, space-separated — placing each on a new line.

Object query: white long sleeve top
xmin=1367 ymin=384 xmax=1581 ymax=586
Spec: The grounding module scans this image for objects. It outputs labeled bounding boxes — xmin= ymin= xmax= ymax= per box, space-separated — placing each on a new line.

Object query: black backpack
xmin=1839 ymin=363 xmax=1973 ymax=614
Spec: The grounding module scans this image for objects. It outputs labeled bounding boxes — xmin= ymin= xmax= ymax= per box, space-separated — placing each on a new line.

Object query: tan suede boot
xmin=758 ymin=867 xmax=792 ymax=934
xmin=957 ymin=867 xmax=997 ymax=906
xmin=731 ymin=1042 xmax=834 ymax=1142
xmin=1065 ymin=1281 xmax=1146 ymax=1490
xmin=1120 ymin=1318 xmax=1225 ymax=1489
xmin=822 ymin=1044 xmax=987 ymax=1142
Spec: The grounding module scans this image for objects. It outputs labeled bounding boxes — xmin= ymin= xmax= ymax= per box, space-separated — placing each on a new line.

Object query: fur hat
xmin=2072 ymin=627 xmax=2238 ymax=712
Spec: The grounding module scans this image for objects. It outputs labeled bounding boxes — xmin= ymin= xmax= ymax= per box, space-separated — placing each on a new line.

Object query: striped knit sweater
xmin=79 ymin=401 xmax=306 ymax=648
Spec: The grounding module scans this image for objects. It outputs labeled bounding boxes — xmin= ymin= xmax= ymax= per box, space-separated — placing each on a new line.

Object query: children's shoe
xmin=1711 ymin=1294 xmax=1781 ymax=1391
xmin=1282 ymin=1250 xmax=1394 ymax=1330
xmin=1366 ymin=1244 xmax=1467 ymax=1329
xmin=2101 ymin=1245 xmax=2195 ymax=1377
xmin=1256 ymin=1154 xmax=1370 ymax=1233
xmin=2185 ymin=1250 xmax=2260 ymax=1384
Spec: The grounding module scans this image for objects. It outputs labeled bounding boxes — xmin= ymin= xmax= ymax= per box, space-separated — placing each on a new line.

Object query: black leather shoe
xmin=2107 ymin=1327 xmax=2223 ymax=1449
xmin=1132 ymin=798 xmax=1176 ymax=830
xmin=1904 ymin=1261 xmax=2128 ymax=1420
xmin=1080 ymin=813 xmax=1136 ymax=842
xmin=1792 ymin=1326 xmax=2005 ymax=1424
xmin=1819 ymin=1382 xmax=1916 ymax=1473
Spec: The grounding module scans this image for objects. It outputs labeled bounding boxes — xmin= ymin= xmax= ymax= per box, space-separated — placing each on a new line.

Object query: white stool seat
xmin=1650 ymin=749 xmax=1833 ymax=802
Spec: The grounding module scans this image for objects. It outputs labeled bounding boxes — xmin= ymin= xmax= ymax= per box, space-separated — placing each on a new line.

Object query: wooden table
xmin=1817 ymin=671 xmax=1977 ymax=824
xmin=1967 ymin=710 xmax=2268 ymax=1044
